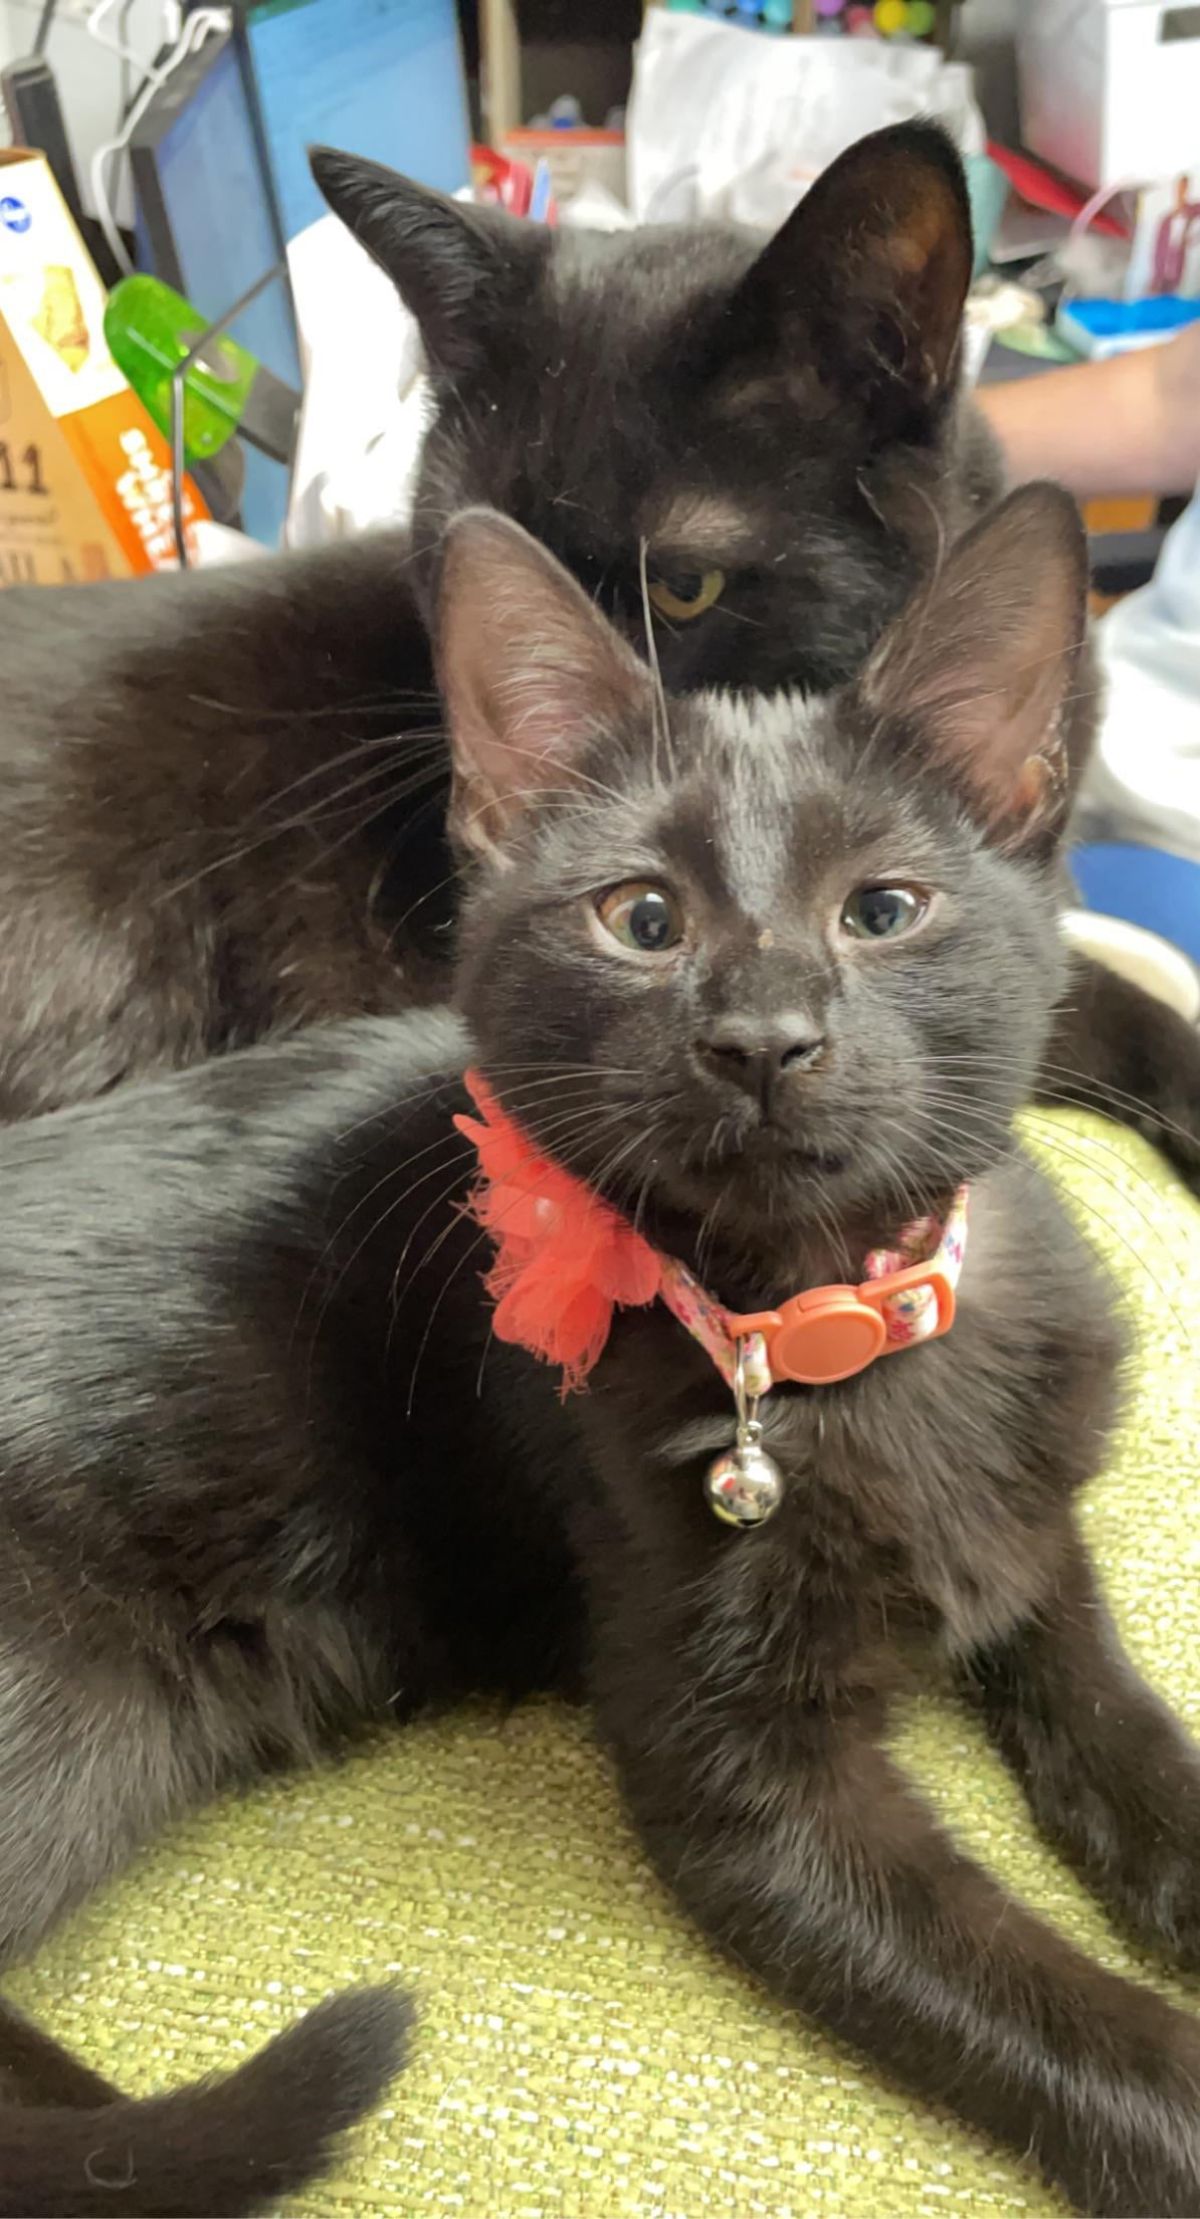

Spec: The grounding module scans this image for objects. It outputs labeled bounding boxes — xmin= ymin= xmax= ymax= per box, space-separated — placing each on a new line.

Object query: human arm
xmin=976 ymin=321 xmax=1200 ymax=497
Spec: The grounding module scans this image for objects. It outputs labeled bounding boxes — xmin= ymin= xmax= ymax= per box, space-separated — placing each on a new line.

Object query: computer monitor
xmin=133 ymin=3 xmax=471 ymax=544
xmin=234 ymin=0 xmax=472 ymax=245
xmin=131 ymin=33 xmax=298 ymax=545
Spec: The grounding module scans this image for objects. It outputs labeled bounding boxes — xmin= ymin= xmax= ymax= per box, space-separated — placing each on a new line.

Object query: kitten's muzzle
xmin=695 ymin=1013 xmax=827 ymax=1117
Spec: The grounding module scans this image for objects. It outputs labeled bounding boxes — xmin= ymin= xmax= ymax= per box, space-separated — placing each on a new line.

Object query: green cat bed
xmin=10 ymin=1111 xmax=1200 ymax=2217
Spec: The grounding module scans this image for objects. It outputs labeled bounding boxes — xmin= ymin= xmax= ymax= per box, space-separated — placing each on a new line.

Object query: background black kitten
xmin=3 ymin=496 xmax=1200 ymax=2213
xmin=314 ymin=123 xmax=993 ymax=696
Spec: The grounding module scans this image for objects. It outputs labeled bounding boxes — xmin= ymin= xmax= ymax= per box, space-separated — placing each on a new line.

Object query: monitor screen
xmin=243 ymin=0 xmax=471 ymax=243
xmin=134 ymin=35 xmax=298 ymax=544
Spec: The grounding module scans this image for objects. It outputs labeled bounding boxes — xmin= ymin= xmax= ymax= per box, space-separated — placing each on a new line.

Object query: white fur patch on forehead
xmin=702 ymin=687 xmax=826 ymax=758
xmin=648 ymin=492 xmax=763 ymax=560
xmin=697 ymin=691 xmax=833 ymax=918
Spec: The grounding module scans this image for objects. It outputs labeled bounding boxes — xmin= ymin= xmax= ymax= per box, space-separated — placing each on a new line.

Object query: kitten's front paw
xmin=1128 ymin=1850 xmax=1200 ymax=1974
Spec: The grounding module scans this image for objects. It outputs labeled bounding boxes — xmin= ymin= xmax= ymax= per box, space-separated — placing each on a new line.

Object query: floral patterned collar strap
xmin=455 ymin=1069 xmax=969 ymax=1531
xmin=656 ymin=1189 xmax=969 ymax=1398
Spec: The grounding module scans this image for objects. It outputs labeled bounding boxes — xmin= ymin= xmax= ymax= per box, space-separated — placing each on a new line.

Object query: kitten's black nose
xmin=697 ymin=1014 xmax=827 ymax=1105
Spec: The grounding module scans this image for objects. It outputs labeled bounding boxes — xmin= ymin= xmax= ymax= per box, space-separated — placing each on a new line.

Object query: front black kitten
xmin=3 ymin=495 xmax=1200 ymax=2213
xmin=314 ymin=125 xmax=1200 ymax=1186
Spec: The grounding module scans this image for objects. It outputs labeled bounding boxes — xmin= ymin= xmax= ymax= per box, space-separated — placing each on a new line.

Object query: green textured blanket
xmin=10 ymin=1113 xmax=1200 ymax=2217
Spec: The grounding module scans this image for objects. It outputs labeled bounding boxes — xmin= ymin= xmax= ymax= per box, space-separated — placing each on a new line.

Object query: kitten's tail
xmin=0 ymin=1985 xmax=411 ymax=2217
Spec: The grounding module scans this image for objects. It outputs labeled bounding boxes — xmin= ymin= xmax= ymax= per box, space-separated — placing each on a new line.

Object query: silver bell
xmin=704 ymin=1433 xmax=784 ymax=1527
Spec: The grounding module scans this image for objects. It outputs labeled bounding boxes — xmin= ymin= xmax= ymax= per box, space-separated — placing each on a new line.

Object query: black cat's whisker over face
xmin=434 ymin=493 xmax=1091 ymax=1282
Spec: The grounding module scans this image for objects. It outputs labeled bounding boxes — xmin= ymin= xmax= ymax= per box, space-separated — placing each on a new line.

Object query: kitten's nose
xmin=697 ymin=1013 xmax=827 ymax=1104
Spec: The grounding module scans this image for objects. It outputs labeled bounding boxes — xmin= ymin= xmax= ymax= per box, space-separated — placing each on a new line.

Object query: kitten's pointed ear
xmin=437 ymin=509 xmax=652 ymax=865
xmin=860 ymin=483 xmax=1092 ymax=847
xmin=309 ymin=148 xmax=541 ymax=379
xmin=721 ymin=122 xmax=972 ymax=431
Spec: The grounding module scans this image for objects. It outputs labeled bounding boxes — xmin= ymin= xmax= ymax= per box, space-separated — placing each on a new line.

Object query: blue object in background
xmin=1072 ymin=843 xmax=1200 ymax=970
xmin=1063 ymin=296 xmax=1200 ymax=342
xmin=135 ymin=0 xmax=471 ymax=547
xmin=135 ymin=38 xmax=295 ymax=547
xmin=245 ymin=0 xmax=471 ymax=244
xmin=1057 ymin=295 xmax=1200 ymax=360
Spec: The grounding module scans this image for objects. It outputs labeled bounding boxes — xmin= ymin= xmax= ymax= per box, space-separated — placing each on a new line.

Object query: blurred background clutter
xmin=0 ymin=0 xmax=1196 ymax=985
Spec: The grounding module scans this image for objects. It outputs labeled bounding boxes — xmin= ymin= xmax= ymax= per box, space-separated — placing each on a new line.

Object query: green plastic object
xmin=104 ymin=275 xmax=260 ymax=465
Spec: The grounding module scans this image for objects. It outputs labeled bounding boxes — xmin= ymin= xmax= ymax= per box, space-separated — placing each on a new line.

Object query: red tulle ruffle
xmin=454 ymin=1069 xmax=662 ymax=1391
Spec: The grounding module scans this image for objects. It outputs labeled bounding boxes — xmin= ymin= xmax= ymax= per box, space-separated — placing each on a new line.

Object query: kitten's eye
xmin=841 ymin=885 xmax=927 ymax=941
xmin=596 ymin=881 xmax=684 ymax=955
xmin=648 ymin=569 xmax=725 ymax=623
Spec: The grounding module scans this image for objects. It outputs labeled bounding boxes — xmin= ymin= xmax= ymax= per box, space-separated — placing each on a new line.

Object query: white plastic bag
xmin=627 ymin=11 xmax=984 ymax=231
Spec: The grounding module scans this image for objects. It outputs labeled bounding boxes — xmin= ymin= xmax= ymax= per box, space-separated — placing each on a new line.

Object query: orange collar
xmin=454 ymin=1069 xmax=967 ymax=1396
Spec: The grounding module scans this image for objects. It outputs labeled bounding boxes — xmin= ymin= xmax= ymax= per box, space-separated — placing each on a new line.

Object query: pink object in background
xmin=1153 ymin=177 xmax=1200 ymax=296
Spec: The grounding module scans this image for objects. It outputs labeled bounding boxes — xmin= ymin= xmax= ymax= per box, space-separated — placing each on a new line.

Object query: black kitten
xmin=0 ymin=122 xmax=1194 ymax=1193
xmin=0 ymin=531 xmax=447 ymax=1121
xmin=3 ymin=495 xmax=1200 ymax=2213
xmin=314 ymin=122 xmax=991 ymax=695
xmin=313 ymin=123 xmax=1200 ymax=1186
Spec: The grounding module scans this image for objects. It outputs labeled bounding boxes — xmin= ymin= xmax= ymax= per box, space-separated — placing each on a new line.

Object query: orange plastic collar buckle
xmin=724 ymin=1258 xmax=957 ymax=1387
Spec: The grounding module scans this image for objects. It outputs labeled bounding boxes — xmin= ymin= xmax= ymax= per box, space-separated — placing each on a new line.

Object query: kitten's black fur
xmin=318 ymin=122 xmax=1200 ymax=1179
xmin=0 ymin=1991 xmax=411 ymax=2218
xmin=0 ymin=124 xmax=1197 ymax=1194
xmin=0 ymin=533 xmax=447 ymax=1123
xmin=316 ymin=124 xmax=991 ymax=694
xmin=3 ymin=496 xmax=1200 ymax=2213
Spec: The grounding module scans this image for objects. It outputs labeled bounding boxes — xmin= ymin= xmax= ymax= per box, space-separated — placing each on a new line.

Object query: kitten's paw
xmin=1092 ymin=1835 xmax=1200 ymax=1973
xmin=1133 ymin=1857 xmax=1200 ymax=1973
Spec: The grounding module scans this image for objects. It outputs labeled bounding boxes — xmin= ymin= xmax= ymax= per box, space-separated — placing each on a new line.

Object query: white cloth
xmin=281 ymin=188 xmax=633 ymax=549
xmin=284 ymin=211 xmax=436 ymax=550
xmin=1083 ymin=489 xmax=1200 ymax=864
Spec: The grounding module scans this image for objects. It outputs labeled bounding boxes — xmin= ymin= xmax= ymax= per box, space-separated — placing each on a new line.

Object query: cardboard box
xmin=0 ymin=147 xmax=208 ymax=587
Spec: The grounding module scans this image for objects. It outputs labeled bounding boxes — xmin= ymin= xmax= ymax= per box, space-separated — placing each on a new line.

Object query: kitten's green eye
xmin=596 ymin=881 xmax=684 ymax=955
xmin=648 ymin=569 xmax=725 ymax=623
xmin=841 ymin=885 xmax=927 ymax=941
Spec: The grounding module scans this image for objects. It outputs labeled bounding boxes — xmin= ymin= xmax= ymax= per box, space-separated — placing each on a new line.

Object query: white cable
xmin=86 ymin=0 xmax=171 ymax=89
xmin=1068 ymin=177 xmax=1143 ymax=254
xmin=90 ymin=8 xmax=229 ymax=279
xmin=87 ymin=0 xmax=180 ymax=274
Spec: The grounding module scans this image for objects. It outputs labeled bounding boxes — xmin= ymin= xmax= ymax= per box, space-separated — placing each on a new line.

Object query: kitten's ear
xmin=437 ymin=509 xmax=652 ymax=864
xmin=720 ymin=121 xmax=972 ymax=431
xmin=860 ymin=483 xmax=1091 ymax=847
xmin=309 ymin=148 xmax=541 ymax=379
